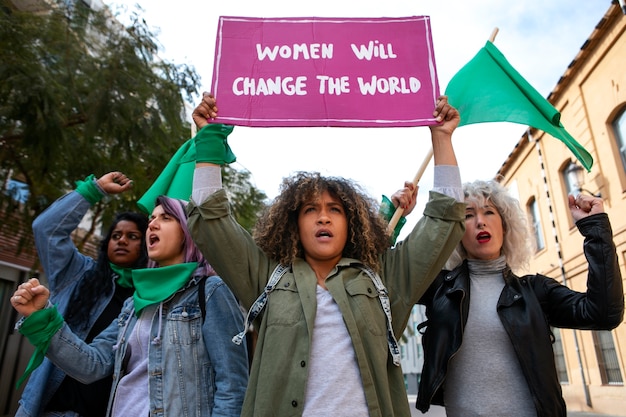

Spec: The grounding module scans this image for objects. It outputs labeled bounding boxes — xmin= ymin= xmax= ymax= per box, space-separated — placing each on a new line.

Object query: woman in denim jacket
xmin=16 ymin=171 xmax=149 ymax=417
xmin=11 ymin=195 xmax=249 ymax=417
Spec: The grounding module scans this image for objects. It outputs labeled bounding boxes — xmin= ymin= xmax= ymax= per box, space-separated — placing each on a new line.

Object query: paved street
xmin=406 ymin=396 xmax=624 ymax=417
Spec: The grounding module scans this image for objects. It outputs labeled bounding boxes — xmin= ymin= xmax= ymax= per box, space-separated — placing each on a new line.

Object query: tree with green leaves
xmin=222 ymin=166 xmax=267 ymax=233
xmin=1 ymin=0 xmax=198 ymax=227
xmin=0 ymin=0 xmax=267 ymax=256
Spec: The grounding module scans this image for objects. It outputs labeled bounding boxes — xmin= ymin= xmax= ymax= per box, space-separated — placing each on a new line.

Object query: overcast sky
xmin=106 ymin=0 xmax=611 ymax=237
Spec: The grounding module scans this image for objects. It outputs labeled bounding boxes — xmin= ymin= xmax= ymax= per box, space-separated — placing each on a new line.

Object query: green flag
xmin=445 ymin=40 xmax=593 ymax=171
xmin=137 ymin=137 xmax=196 ymax=214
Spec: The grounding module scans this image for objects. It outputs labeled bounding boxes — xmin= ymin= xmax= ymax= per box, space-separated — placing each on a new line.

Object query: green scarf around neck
xmin=132 ymin=262 xmax=198 ymax=315
xmin=110 ymin=263 xmax=134 ymax=288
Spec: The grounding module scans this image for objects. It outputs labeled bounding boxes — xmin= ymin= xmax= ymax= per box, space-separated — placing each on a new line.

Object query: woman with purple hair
xmin=11 ymin=195 xmax=249 ymax=417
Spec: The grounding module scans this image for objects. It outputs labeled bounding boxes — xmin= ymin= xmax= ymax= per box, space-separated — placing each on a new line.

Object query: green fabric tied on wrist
xmin=136 ymin=123 xmax=235 ymax=214
xmin=75 ymin=174 xmax=104 ymax=204
xmin=194 ymin=123 xmax=236 ymax=165
xmin=16 ymin=305 xmax=64 ymax=388
xmin=380 ymin=195 xmax=406 ymax=245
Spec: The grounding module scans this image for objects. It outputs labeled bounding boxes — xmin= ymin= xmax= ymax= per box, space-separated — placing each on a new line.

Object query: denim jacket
xmin=17 ymin=190 xmax=111 ymax=417
xmin=43 ymin=274 xmax=248 ymax=417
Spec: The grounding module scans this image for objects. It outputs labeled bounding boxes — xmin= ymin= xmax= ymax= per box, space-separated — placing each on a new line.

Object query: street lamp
xmin=566 ymin=161 xmax=601 ymax=197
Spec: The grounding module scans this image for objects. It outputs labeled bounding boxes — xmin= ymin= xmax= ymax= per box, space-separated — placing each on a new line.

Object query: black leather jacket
xmin=416 ymin=213 xmax=624 ymax=416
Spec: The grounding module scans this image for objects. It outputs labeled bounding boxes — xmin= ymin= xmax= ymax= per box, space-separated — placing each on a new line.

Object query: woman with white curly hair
xmin=414 ymin=179 xmax=624 ymax=417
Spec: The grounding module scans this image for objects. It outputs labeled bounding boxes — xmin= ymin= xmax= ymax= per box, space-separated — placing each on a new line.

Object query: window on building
xmin=552 ymin=328 xmax=569 ymax=384
xmin=528 ymin=198 xmax=545 ymax=251
xmin=593 ymin=330 xmax=624 ymax=385
xmin=613 ymin=107 xmax=626 ymax=172
xmin=563 ymin=163 xmax=580 ymax=196
xmin=563 ymin=162 xmax=583 ymax=227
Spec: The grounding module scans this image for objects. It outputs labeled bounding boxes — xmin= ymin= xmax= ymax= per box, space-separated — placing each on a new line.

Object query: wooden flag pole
xmin=386 ymin=28 xmax=499 ymax=235
xmin=386 ymin=146 xmax=433 ymax=234
xmin=489 ymin=27 xmax=499 ymax=42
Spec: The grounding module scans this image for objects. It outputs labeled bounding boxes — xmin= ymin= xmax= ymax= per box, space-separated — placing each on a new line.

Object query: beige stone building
xmin=497 ymin=3 xmax=626 ymax=414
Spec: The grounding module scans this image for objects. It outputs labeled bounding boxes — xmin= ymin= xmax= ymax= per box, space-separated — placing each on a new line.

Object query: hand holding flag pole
xmin=386 ymin=147 xmax=432 ymax=234
xmin=386 ymin=29 xmax=499 ymax=235
xmin=387 ymin=26 xmax=593 ymax=234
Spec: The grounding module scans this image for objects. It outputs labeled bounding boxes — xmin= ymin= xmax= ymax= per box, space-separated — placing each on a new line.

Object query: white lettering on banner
xmin=256 ymin=43 xmax=334 ymax=61
xmin=232 ymin=76 xmax=308 ymax=96
xmin=357 ymin=76 xmax=421 ymax=95
xmin=351 ymin=41 xmax=397 ymax=60
xmin=316 ymin=75 xmax=350 ymax=95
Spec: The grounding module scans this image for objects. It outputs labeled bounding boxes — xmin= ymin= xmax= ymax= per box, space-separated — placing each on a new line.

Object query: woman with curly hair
xmin=415 ymin=179 xmax=624 ymax=416
xmin=253 ymin=171 xmax=391 ymax=272
xmin=185 ymin=93 xmax=466 ymax=417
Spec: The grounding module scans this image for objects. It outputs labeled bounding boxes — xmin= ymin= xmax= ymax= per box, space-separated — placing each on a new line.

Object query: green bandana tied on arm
xmin=380 ymin=195 xmax=406 ymax=245
xmin=75 ymin=174 xmax=104 ymax=205
xmin=16 ymin=305 xmax=64 ymax=388
xmin=132 ymin=262 xmax=198 ymax=316
xmin=136 ymin=123 xmax=235 ymax=215
xmin=194 ymin=124 xmax=236 ymax=165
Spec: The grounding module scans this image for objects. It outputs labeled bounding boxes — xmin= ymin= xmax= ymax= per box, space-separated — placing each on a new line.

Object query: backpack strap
xmin=356 ymin=264 xmax=401 ymax=366
xmin=231 ymin=263 xmax=401 ymax=367
xmin=232 ymin=264 xmax=290 ymax=345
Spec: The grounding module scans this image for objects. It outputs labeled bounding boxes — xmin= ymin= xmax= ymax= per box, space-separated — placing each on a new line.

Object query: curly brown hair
xmin=253 ymin=172 xmax=391 ymax=272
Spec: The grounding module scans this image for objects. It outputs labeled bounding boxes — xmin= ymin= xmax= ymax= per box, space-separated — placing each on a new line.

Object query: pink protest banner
xmin=211 ymin=16 xmax=440 ymax=127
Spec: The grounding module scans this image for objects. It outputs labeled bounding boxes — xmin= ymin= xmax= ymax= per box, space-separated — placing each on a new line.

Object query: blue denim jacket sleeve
xmin=203 ymin=277 xmax=249 ymax=417
xmin=45 ymin=315 xmax=118 ymax=383
xmin=32 ymin=190 xmax=97 ymax=293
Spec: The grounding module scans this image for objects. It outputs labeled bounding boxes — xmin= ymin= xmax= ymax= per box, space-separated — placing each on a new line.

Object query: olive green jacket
xmin=187 ymin=189 xmax=465 ymax=417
